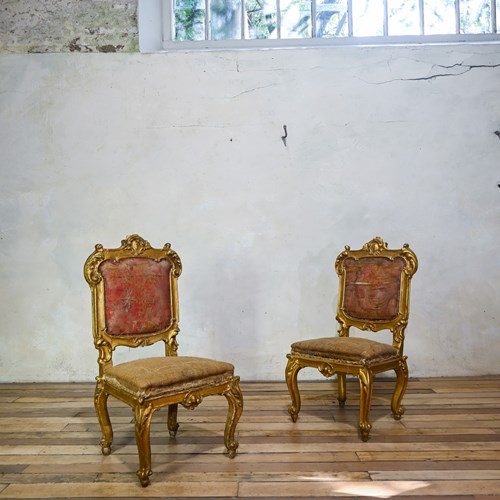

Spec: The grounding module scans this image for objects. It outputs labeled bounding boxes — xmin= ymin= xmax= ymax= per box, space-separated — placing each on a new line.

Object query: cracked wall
xmin=0 ymin=0 xmax=138 ymax=53
xmin=1 ymin=39 xmax=500 ymax=381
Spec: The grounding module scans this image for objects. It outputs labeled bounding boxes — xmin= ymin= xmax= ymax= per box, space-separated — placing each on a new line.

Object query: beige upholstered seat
xmin=84 ymin=235 xmax=243 ymax=487
xmin=103 ymin=356 xmax=235 ymax=400
xmin=291 ymin=337 xmax=399 ymax=366
xmin=285 ymin=237 xmax=418 ymax=441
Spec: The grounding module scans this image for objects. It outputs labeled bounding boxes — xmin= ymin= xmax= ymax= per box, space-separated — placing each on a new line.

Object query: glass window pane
xmin=316 ymin=0 xmax=348 ymax=37
xmin=388 ymin=0 xmax=420 ymax=35
xmin=497 ymin=0 xmax=500 ymax=33
xmin=352 ymin=0 xmax=384 ymax=36
xmin=460 ymin=0 xmax=491 ymax=33
xmin=210 ymin=0 xmax=242 ymax=40
xmin=497 ymin=1 xmax=500 ymax=33
xmin=174 ymin=0 xmax=206 ymax=41
xmin=246 ymin=0 xmax=277 ymax=39
xmin=423 ymin=0 xmax=455 ymax=34
xmin=281 ymin=0 xmax=312 ymax=38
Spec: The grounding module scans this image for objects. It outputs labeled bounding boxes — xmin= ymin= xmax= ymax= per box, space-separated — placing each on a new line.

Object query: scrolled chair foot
xmin=288 ymin=406 xmax=299 ymax=422
xmin=359 ymin=422 xmax=372 ymax=442
xmin=168 ymin=423 xmax=179 ymax=438
xmin=392 ymin=406 xmax=405 ymax=420
xmin=137 ymin=467 xmax=152 ymax=487
xmin=226 ymin=441 xmax=239 ymax=459
xmin=99 ymin=438 xmax=112 ymax=456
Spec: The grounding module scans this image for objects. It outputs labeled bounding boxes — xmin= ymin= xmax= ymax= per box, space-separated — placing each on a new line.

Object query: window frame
xmin=140 ymin=0 xmax=500 ymax=52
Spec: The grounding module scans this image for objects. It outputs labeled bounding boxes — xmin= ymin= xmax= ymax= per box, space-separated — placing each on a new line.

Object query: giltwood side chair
xmin=285 ymin=237 xmax=418 ymax=441
xmin=84 ymin=234 xmax=243 ymax=487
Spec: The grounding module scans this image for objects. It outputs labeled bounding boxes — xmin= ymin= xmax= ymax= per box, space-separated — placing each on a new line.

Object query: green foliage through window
xmin=172 ymin=0 xmax=499 ymax=42
xmin=174 ymin=0 xmax=205 ymax=41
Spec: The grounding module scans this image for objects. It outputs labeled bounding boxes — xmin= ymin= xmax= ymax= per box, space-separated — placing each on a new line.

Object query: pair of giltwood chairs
xmin=84 ymin=235 xmax=417 ymax=486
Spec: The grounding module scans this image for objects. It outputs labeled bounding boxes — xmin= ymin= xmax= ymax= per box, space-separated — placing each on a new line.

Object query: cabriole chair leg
xmin=167 ymin=403 xmax=179 ymax=437
xmin=134 ymin=403 xmax=154 ymax=487
xmin=358 ymin=368 xmax=374 ymax=442
xmin=337 ymin=373 xmax=347 ymax=407
xmin=285 ymin=356 xmax=303 ymax=422
xmin=392 ymin=358 xmax=409 ymax=420
xmin=223 ymin=378 xmax=244 ymax=458
xmin=94 ymin=384 xmax=113 ymax=455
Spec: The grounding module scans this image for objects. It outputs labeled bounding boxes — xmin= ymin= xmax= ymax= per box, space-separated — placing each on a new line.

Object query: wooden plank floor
xmin=0 ymin=377 xmax=500 ymax=499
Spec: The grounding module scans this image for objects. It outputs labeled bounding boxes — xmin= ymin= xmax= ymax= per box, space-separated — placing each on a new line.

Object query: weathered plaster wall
xmin=0 ymin=0 xmax=138 ymax=53
xmin=1 ymin=44 xmax=499 ymax=382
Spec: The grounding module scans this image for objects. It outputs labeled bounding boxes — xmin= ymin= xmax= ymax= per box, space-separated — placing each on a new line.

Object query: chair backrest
xmin=84 ymin=235 xmax=182 ymax=375
xmin=335 ymin=237 xmax=418 ymax=353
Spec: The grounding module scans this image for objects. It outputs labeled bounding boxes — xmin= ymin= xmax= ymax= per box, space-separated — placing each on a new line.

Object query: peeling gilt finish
xmin=84 ymin=235 xmax=243 ymax=487
xmin=286 ymin=237 xmax=418 ymax=441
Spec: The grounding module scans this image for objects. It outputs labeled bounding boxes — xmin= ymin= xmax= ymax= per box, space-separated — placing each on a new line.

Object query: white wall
xmin=1 ymin=44 xmax=499 ymax=382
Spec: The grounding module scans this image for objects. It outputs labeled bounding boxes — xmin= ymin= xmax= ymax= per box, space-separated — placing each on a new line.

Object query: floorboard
xmin=0 ymin=377 xmax=499 ymax=498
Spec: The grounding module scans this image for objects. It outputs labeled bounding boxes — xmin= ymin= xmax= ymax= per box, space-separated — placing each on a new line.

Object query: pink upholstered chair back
xmin=342 ymin=257 xmax=405 ymax=323
xmin=100 ymin=258 xmax=173 ymax=336
xmin=335 ymin=237 xmax=418 ymax=352
xmin=84 ymin=235 xmax=182 ymax=374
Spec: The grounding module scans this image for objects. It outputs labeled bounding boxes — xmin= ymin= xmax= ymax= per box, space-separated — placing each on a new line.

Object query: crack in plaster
xmin=230 ymin=83 xmax=278 ymax=98
xmin=374 ymin=62 xmax=500 ymax=84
